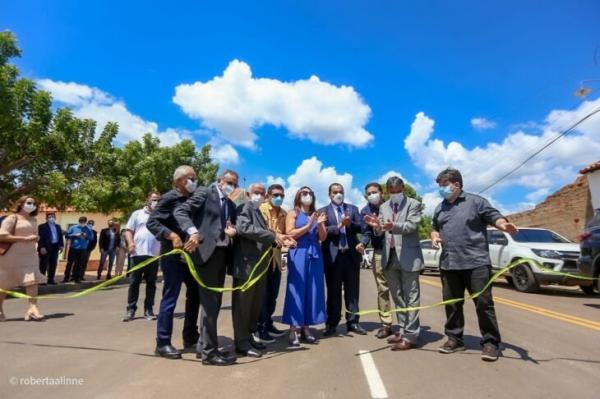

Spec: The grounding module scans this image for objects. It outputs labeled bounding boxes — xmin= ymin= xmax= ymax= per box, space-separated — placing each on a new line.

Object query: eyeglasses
xmin=25 ymin=202 xmax=36 ymax=205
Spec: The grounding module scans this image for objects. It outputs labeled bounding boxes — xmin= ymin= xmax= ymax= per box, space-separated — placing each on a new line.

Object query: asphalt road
xmin=1 ymin=269 xmax=599 ymax=399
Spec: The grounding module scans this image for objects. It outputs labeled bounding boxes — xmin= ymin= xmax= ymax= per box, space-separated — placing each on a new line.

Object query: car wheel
xmin=504 ymin=275 xmax=514 ymax=287
xmin=580 ymin=284 xmax=598 ymax=295
xmin=512 ymin=263 xmax=539 ymax=293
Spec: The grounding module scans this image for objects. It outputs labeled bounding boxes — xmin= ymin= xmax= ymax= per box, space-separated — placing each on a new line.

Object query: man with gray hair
xmin=231 ymin=183 xmax=296 ymax=357
xmin=364 ymin=175 xmax=424 ymax=350
xmin=147 ymin=165 xmax=201 ymax=359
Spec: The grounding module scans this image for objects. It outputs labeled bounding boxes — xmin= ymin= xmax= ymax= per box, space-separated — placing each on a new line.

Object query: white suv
xmin=487 ymin=227 xmax=583 ymax=293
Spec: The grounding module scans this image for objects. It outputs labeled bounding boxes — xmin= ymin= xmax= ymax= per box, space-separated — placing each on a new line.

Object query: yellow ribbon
xmin=0 ymin=247 xmax=273 ymax=300
xmin=353 ymin=258 xmax=598 ymax=317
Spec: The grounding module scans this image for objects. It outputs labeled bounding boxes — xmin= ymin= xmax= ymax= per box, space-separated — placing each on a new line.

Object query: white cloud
xmin=173 ymin=59 xmax=373 ymax=149
xmin=470 ymin=117 xmax=497 ymax=130
xmin=267 ymin=156 xmax=366 ymax=210
xmin=210 ymin=142 xmax=240 ymax=165
xmin=38 ymin=79 xmax=187 ymax=146
xmin=404 ymin=98 xmax=600 ymax=205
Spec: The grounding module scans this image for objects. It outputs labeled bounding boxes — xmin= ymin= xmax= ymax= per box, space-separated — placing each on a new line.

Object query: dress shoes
xmin=155 ymin=344 xmax=182 ymax=359
xmin=235 ymin=347 xmax=262 ymax=358
xmin=250 ymin=334 xmax=267 ymax=350
xmin=387 ymin=334 xmax=403 ymax=344
xmin=375 ymin=326 xmax=393 ymax=339
xmin=322 ymin=326 xmax=338 ymax=337
xmin=391 ymin=339 xmax=415 ymax=351
xmin=201 ymin=352 xmax=237 ymax=366
xmin=144 ymin=309 xmax=157 ymax=321
xmin=347 ymin=324 xmax=367 ymax=335
xmin=122 ymin=309 xmax=135 ymax=322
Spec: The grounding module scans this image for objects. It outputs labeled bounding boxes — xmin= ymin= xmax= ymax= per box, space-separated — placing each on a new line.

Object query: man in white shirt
xmin=123 ymin=192 xmax=161 ymax=322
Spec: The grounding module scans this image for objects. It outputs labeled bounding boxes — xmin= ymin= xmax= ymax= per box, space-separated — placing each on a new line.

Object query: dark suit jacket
xmin=99 ymin=228 xmax=121 ymax=251
xmin=233 ymin=201 xmax=276 ymax=280
xmin=174 ymin=183 xmax=237 ymax=266
xmin=319 ymin=202 xmax=362 ymax=265
xmin=38 ymin=222 xmax=64 ymax=253
xmin=147 ymin=188 xmax=189 ymax=254
xmin=86 ymin=229 xmax=98 ymax=251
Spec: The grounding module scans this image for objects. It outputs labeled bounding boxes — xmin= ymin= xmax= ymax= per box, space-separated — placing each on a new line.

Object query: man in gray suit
xmin=174 ymin=169 xmax=239 ymax=366
xmin=364 ymin=176 xmax=424 ymax=350
xmin=232 ymin=183 xmax=295 ymax=358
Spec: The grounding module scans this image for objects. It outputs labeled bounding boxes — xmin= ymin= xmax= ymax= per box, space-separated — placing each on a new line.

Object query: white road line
xmin=358 ymin=350 xmax=389 ymax=399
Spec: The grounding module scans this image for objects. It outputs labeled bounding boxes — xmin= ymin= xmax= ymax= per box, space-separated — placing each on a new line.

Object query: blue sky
xmin=3 ymin=0 xmax=600 ymax=212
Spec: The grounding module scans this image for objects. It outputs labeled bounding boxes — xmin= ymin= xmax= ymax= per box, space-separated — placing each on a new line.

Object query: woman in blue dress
xmin=282 ymin=186 xmax=328 ymax=346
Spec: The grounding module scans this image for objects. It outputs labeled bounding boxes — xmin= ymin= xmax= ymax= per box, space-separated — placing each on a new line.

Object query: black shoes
xmin=250 ymin=334 xmax=267 ymax=350
xmin=266 ymin=324 xmax=286 ymax=337
xmin=481 ymin=343 xmax=499 ymax=362
xmin=347 ymin=324 xmax=367 ymax=335
xmin=155 ymin=344 xmax=182 ymax=359
xmin=235 ymin=347 xmax=262 ymax=358
xmin=122 ymin=309 xmax=135 ymax=322
xmin=201 ymin=352 xmax=237 ymax=366
xmin=144 ymin=309 xmax=157 ymax=321
xmin=323 ymin=326 xmax=337 ymax=337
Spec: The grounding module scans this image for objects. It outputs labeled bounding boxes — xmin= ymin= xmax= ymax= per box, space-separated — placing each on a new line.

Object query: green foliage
xmin=0 ymin=30 xmax=218 ymax=216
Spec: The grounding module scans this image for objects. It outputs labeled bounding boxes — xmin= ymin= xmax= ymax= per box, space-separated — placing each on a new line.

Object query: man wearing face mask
xmin=364 ymin=176 xmax=424 ymax=350
xmin=81 ymin=220 xmax=98 ymax=281
xmin=256 ymin=184 xmax=288 ymax=343
xmin=98 ymin=220 xmax=121 ymax=280
xmin=38 ymin=212 xmax=64 ymax=285
xmin=147 ymin=166 xmax=201 ymax=359
xmin=359 ymin=183 xmax=393 ymax=339
xmin=122 ymin=192 xmax=161 ymax=322
xmin=174 ymin=169 xmax=239 ymax=366
xmin=64 ymin=216 xmax=92 ymax=283
xmin=431 ymin=168 xmax=517 ymax=362
xmin=231 ymin=183 xmax=296 ymax=358
xmin=320 ymin=183 xmax=367 ymax=337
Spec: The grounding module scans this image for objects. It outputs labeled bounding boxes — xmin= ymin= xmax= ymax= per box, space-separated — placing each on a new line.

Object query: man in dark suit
xmin=231 ymin=183 xmax=295 ymax=358
xmin=146 ymin=165 xmax=201 ymax=359
xmin=174 ymin=169 xmax=239 ymax=366
xmin=319 ymin=183 xmax=367 ymax=337
xmin=97 ymin=220 xmax=121 ymax=280
xmin=38 ymin=212 xmax=64 ymax=285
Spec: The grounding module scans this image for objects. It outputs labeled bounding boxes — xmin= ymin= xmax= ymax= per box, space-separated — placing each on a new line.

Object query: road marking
xmin=420 ymin=278 xmax=600 ymax=332
xmin=358 ymin=350 xmax=388 ymax=399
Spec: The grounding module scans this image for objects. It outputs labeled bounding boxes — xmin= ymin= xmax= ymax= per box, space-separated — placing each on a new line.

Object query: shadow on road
xmin=3 ymin=312 xmax=75 ymax=322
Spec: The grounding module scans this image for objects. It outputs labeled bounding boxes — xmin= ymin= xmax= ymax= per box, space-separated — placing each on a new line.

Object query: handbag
xmin=0 ymin=215 xmax=17 ymax=256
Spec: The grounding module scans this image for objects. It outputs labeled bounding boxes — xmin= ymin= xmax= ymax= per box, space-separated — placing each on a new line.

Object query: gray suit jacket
xmin=376 ymin=197 xmax=424 ymax=272
xmin=232 ymin=201 xmax=276 ymax=280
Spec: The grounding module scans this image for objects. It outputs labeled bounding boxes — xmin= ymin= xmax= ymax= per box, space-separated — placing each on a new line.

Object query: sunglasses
xmin=25 ymin=201 xmax=36 ymax=205
xmin=272 ymin=194 xmax=284 ymax=199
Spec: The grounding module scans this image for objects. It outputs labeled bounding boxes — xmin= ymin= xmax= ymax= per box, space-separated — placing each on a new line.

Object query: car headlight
xmin=531 ymin=249 xmax=562 ymax=259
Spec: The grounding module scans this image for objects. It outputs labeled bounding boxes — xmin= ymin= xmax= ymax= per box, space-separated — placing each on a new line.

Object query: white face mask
xmin=367 ymin=193 xmax=381 ymax=205
xmin=390 ymin=193 xmax=405 ymax=204
xmin=47 ymin=217 xmax=56 ymax=224
xmin=332 ymin=193 xmax=344 ymax=205
xmin=150 ymin=200 xmax=158 ymax=209
xmin=185 ymin=179 xmax=197 ymax=193
xmin=301 ymin=194 xmax=313 ymax=206
xmin=221 ymin=183 xmax=235 ymax=196
xmin=250 ymin=193 xmax=264 ymax=205
xmin=23 ymin=203 xmax=37 ymax=214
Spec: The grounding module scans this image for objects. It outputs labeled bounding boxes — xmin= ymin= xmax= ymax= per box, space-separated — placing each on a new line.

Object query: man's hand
xmin=184 ymin=233 xmax=202 ymax=252
xmin=363 ymin=214 xmax=381 ymax=229
xmin=39 ymin=247 xmax=48 ymax=255
xmin=127 ymin=242 xmax=136 ymax=253
xmin=168 ymin=232 xmax=183 ymax=249
xmin=382 ymin=219 xmax=394 ymax=232
xmin=431 ymin=231 xmax=442 ymax=249
xmin=356 ymin=243 xmax=365 ymax=254
xmin=225 ymin=222 xmax=237 ymax=238
xmin=497 ymin=220 xmax=519 ymax=236
xmin=341 ymin=214 xmax=351 ymax=227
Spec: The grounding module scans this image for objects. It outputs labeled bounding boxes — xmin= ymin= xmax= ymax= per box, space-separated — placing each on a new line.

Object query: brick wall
xmin=507 ymin=176 xmax=593 ymax=242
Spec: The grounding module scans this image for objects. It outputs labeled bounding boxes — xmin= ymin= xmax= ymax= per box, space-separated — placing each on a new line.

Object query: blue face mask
xmin=438 ymin=185 xmax=454 ymax=200
xmin=271 ymin=196 xmax=284 ymax=207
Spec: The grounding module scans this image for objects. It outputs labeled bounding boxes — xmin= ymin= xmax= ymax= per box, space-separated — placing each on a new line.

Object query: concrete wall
xmin=508 ymin=176 xmax=593 ymax=242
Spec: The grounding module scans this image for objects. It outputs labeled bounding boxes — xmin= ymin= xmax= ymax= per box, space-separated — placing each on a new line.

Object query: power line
xmin=478 ymin=107 xmax=600 ymax=195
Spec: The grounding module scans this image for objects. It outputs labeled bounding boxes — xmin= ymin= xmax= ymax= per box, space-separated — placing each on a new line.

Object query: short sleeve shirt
xmin=126 ymin=208 xmax=160 ymax=257
xmin=432 ymin=191 xmax=504 ymax=270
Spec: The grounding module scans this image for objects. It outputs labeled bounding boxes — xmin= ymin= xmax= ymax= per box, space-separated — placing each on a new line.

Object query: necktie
xmin=221 ymin=197 xmax=228 ymax=230
xmin=390 ymin=202 xmax=399 ymax=247
xmin=337 ymin=206 xmax=348 ymax=248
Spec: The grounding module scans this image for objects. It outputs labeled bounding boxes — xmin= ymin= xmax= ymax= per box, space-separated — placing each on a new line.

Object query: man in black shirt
xmin=431 ymin=168 xmax=517 ymax=362
xmin=146 ymin=165 xmax=201 ymax=360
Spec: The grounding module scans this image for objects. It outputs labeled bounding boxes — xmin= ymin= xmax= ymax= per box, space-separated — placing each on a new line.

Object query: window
xmin=511 ymin=229 xmax=570 ymax=243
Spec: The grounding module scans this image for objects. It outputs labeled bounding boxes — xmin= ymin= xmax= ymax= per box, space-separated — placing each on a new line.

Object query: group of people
xmin=0 ymin=165 xmax=518 ymax=365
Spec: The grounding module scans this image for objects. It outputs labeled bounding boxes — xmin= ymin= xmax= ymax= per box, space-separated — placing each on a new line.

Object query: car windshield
xmin=511 ymin=229 xmax=571 ymax=243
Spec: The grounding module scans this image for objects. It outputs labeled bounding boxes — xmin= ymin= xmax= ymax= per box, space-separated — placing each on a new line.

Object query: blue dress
xmin=282 ymin=211 xmax=326 ymax=327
